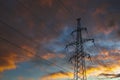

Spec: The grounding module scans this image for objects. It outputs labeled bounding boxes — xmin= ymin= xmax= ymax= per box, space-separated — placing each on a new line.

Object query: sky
xmin=0 ymin=0 xmax=120 ymax=80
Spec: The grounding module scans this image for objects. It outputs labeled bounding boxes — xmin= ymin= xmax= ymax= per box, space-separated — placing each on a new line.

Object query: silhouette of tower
xmin=66 ymin=18 xmax=94 ymax=80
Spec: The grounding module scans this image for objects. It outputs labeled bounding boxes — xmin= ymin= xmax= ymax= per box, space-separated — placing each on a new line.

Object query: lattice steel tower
xmin=66 ymin=18 xmax=94 ymax=80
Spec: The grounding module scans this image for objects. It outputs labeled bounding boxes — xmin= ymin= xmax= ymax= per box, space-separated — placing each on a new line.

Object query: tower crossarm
xmin=66 ymin=41 xmax=78 ymax=48
xmin=71 ymin=27 xmax=87 ymax=36
xmin=69 ymin=54 xmax=77 ymax=63
xmin=82 ymin=38 xmax=94 ymax=43
xmin=78 ymin=52 xmax=92 ymax=60
xmin=78 ymin=27 xmax=87 ymax=31
xmin=66 ymin=18 xmax=94 ymax=80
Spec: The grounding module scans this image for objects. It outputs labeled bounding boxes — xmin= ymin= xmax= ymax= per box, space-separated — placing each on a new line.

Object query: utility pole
xmin=66 ymin=18 xmax=94 ymax=80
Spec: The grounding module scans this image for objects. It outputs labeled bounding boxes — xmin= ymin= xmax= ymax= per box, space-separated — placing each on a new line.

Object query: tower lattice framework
xmin=66 ymin=18 xmax=94 ymax=80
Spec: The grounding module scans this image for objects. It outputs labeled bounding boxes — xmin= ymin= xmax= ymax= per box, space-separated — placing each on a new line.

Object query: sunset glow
xmin=0 ymin=0 xmax=120 ymax=80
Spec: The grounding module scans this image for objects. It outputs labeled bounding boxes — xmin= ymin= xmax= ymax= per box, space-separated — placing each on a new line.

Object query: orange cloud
xmin=39 ymin=0 xmax=54 ymax=7
xmin=93 ymin=49 xmax=120 ymax=62
xmin=15 ymin=4 xmax=36 ymax=30
xmin=92 ymin=3 xmax=109 ymax=16
xmin=86 ymin=49 xmax=120 ymax=77
xmin=40 ymin=64 xmax=120 ymax=80
xmin=0 ymin=44 xmax=36 ymax=72
xmin=40 ymin=71 xmax=73 ymax=80
xmin=101 ymin=25 xmax=117 ymax=35
xmin=41 ymin=53 xmax=65 ymax=60
xmin=40 ymin=48 xmax=120 ymax=79
xmin=0 ymin=51 xmax=35 ymax=72
xmin=0 ymin=53 xmax=17 ymax=72
xmin=86 ymin=65 xmax=120 ymax=77
xmin=88 ymin=49 xmax=120 ymax=67
xmin=0 ymin=41 xmax=65 ymax=72
xmin=21 ymin=45 xmax=36 ymax=58
xmin=91 ymin=3 xmax=119 ymax=35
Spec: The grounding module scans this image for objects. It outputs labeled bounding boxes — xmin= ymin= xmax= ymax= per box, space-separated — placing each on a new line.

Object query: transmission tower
xmin=66 ymin=18 xmax=94 ymax=80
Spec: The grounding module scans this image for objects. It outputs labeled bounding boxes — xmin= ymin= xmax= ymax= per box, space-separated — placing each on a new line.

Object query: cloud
xmin=18 ymin=76 xmax=34 ymax=80
xmin=92 ymin=49 xmax=120 ymax=64
xmin=90 ymin=2 xmax=120 ymax=35
xmin=39 ymin=0 xmax=55 ymax=7
xmin=99 ymin=73 xmax=120 ymax=78
xmin=84 ymin=49 xmax=120 ymax=77
xmin=41 ymin=53 xmax=65 ymax=60
xmin=40 ymin=71 xmax=73 ymax=80
xmin=40 ymin=60 xmax=120 ymax=79
xmin=86 ymin=65 xmax=120 ymax=77
xmin=0 ymin=43 xmax=36 ymax=72
xmin=0 ymin=53 xmax=17 ymax=72
xmin=39 ymin=46 xmax=120 ymax=79
xmin=40 ymin=64 xmax=120 ymax=79
xmin=1 ymin=0 xmax=120 ymax=80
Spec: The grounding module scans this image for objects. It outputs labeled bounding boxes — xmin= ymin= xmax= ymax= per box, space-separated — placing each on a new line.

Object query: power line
xmin=15 ymin=0 xmax=41 ymax=19
xmin=0 ymin=19 xmax=39 ymax=46
xmin=15 ymin=0 xmax=77 ymax=45
xmin=16 ymin=0 xmax=75 ymax=18
xmin=0 ymin=34 xmax=71 ymax=73
xmin=0 ymin=1 xmax=44 ymax=47
xmin=85 ymin=28 xmax=107 ymax=67
xmin=16 ymin=0 xmax=75 ymax=22
xmin=0 ymin=0 xmax=73 ymax=73
xmin=85 ymin=29 xmax=105 ymax=56
xmin=0 ymin=0 xmax=76 ymax=78
xmin=55 ymin=0 xmax=75 ymax=18
xmin=0 ymin=20 xmax=73 ymax=73
xmin=12 ymin=0 xmax=75 ymax=59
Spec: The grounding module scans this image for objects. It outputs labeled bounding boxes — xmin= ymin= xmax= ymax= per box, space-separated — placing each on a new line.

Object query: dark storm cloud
xmin=0 ymin=1 xmax=120 ymax=80
xmin=0 ymin=40 xmax=36 ymax=72
xmin=99 ymin=73 xmax=120 ymax=78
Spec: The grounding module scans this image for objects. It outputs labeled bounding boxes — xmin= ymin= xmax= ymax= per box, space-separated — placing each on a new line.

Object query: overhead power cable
xmin=86 ymin=29 xmax=106 ymax=57
xmin=0 ymin=34 xmax=71 ymax=73
xmin=85 ymin=29 xmax=107 ymax=67
xmin=55 ymin=0 xmax=75 ymax=18
xmin=0 ymin=19 xmax=73 ymax=71
xmin=0 ymin=19 xmax=39 ymax=46
xmin=0 ymin=0 xmax=74 ymax=73
xmin=15 ymin=0 xmax=40 ymax=18
xmin=16 ymin=0 xmax=75 ymax=18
